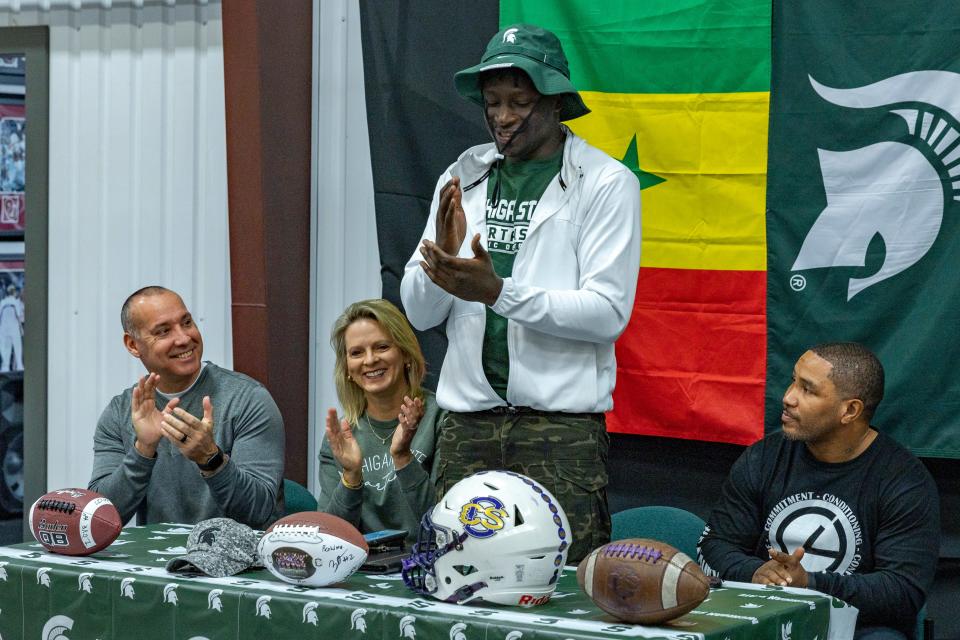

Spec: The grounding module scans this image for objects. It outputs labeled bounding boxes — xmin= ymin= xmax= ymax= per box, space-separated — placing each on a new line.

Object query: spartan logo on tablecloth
xmin=36 ymin=567 xmax=51 ymax=587
xmin=450 ymin=622 xmax=468 ymax=640
xmin=505 ymin=631 xmax=522 ymax=640
xmin=765 ymin=492 xmax=862 ymax=574
xmin=794 ymin=71 xmax=960 ymax=300
xmin=207 ymin=589 xmax=224 ymax=611
xmin=41 ymin=615 xmax=74 ymax=640
xmin=148 ymin=546 xmax=187 ymax=556
xmin=399 ymin=615 xmax=417 ymax=639
xmin=0 ymin=561 xmax=8 ymax=581
xmin=256 ymin=595 xmax=272 ymax=619
xmin=459 ymin=496 xmax=508 ymax=538
xmin=302 ymin=602 xmax=319 ymax=625
xmin=163 ymin=583 xmax=179 ymax=605
xmin=351 ymin=608 xmax=368 ymax=632
xmin=77 ymin=573 xmax=94 ymax=593
xmin=120 ymin=577 xmax=136 ymax=599
xmin=782 ymin=621 xmax=793 ymax=640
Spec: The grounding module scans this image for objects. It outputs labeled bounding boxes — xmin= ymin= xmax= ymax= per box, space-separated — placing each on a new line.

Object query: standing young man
xmin=400 ymin=24 xmax=641 ymax=562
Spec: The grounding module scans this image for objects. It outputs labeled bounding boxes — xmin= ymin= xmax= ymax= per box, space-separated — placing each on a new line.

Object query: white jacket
xmin=400 ymin=129 xmax=641 ymax=413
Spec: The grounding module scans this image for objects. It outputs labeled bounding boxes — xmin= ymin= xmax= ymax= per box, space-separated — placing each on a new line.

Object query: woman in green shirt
xmin=318 ymin=299 xmax=442 ymax=545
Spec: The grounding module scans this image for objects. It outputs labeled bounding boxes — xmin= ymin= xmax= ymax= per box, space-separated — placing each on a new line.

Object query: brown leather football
xmin=576 ymin=538 xmax=710 ymax=624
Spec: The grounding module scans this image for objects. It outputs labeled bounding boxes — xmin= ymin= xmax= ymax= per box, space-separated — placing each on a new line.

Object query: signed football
xmin=258 ymin=511 xmax=368 ymax=587
xmin=28 ymin=488 xmax=122 ymax=556
xmin=577 ymin=538 xmax=710 ymax=624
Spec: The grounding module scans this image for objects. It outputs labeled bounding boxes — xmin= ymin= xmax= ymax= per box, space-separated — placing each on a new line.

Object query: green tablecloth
xmin=0 ymin=523 xmax=856 ymax=640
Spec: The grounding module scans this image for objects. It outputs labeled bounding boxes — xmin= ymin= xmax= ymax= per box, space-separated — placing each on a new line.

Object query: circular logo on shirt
xmin=766 ymin=494 xmax=862 ymax=574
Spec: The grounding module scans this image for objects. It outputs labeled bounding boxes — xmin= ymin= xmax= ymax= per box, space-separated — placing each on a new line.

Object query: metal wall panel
xmin=0 ymin=0 xmax=231 ymax=491
xmin=309 ymin=0 xmax=381 ymax=493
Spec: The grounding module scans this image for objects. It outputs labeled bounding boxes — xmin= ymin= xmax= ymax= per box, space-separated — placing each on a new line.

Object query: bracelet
xmin=341 ymin=475 xmax=363 ymax=490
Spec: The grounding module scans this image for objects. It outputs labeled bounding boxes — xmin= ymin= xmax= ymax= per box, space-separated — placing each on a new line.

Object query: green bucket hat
xmin=454 ymin=24 xmax=590 ymax=121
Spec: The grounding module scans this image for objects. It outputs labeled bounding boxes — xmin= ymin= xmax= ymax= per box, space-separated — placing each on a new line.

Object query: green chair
xmin=917 ymin=602 xmax=932 ymax=640
xmin=283 ymin=478 xmax=318 ymax=515
xmin=610 ymin=506 xmax=707 ymax=560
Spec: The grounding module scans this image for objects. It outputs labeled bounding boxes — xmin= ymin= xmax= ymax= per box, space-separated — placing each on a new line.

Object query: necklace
xmin=362 ymin=415 xmax=397 ymax=446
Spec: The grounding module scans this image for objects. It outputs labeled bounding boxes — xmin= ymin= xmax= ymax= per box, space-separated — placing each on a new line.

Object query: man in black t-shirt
xmin=699 ymin=342 xmax=939 ymax=639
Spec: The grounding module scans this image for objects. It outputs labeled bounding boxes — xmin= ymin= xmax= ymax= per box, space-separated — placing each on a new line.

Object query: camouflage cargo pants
xmin=436 ymin=409 xmax=611 ymax=563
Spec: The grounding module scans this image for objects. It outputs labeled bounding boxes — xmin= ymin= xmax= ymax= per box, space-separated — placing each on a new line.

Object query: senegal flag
xmin=503 ymin=1 xmax=772 ymax=445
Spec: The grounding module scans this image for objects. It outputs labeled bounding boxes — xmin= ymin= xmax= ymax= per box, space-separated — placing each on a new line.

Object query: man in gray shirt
xmin=88 ymin=286 xmax=284 ymax=528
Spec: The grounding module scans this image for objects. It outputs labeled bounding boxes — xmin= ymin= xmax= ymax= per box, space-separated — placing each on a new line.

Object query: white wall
xmin=0 ymin=0 xmax=232 ymax=490
xmin=309 ymin=0 xmax=381 ymax=493
xmin=0 ymin=0 xmax=379 ymax=494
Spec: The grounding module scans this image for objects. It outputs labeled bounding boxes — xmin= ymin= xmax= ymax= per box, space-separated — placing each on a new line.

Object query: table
xmin=0 ymin=524 xmax=857 ymax=640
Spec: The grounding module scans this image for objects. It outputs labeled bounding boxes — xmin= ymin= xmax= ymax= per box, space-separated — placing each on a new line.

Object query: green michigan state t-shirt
xmin=483 ymin=151 xmax=563 ymax=400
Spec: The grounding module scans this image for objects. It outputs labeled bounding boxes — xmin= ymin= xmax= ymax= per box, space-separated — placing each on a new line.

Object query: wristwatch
xmin=197 ymin=447 xmax=225 ymax=472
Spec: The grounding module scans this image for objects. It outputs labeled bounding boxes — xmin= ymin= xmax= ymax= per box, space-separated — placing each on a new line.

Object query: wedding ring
xmin=180 ymin=433 xmax=188 ymax=443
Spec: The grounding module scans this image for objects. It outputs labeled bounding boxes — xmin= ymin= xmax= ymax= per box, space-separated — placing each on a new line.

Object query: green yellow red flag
xmin=502 ymin=0 xmax=771 ymax=444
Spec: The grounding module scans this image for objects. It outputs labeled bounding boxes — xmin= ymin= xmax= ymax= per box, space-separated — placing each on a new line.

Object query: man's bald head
xmin=121 ymin=286 xmax=178 ymax=336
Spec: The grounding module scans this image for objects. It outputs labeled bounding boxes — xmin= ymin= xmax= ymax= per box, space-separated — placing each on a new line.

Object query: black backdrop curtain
xmin=358 ymin=0 xmax=498 ymax=387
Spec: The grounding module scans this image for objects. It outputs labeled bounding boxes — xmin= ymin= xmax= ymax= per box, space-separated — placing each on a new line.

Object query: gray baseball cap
xmin=166 ymin=518 xmax=261 ymax=578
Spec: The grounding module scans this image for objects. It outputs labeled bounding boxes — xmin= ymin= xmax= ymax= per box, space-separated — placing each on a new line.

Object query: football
xmin=258 ymin=511 xmax=368 ymax=587
xmin=28 ymin=488 xmax=122 ymax=556
xmin=577 ymin=538 xmax=710 ymax=624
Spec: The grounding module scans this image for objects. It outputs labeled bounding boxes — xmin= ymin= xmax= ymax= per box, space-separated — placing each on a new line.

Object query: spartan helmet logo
xmin=450 ymin=622 xmax=468 ymax=640
xmin=207 ymin=589 xmax=224 ymax=611
xmin=794 ymin=70 xmax=960 ymax=299
xmin=256 ymin=595 xmax=272 ymax=619
xmin=41 ymin=615 xmax=74 ymax=640
xmin=36 ymin=567 xmax=51 ymax=587
xmin=502 ymin=28 xmax=519 ymax=44
xmin=120 ymin=578 xmax=136 ymax=599
xmin=782 ymin=620 xmax=793 ymax=640
xmin=302 ymin=602 xmax=319 ymax=625
xmin=0 ymin=561 xmax=8 ymax=581
xmin=505 ymin=632 xmax=523 ymax=640
xmin=198 ymin=526 xmax=220 ymax=546
xmin=163 ymin=583 xmax=179 ymax=605
xmin=351 ymin=608 xmax=368 ymax=632
xmin=77 ymin=573 xmax=94 ymax=593
xmin=399 ymin=615 xmax=417 ymax=639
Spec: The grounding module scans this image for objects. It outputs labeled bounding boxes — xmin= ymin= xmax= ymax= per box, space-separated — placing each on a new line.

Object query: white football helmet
xmin=402 ymin=470 xmax=571 ymax=606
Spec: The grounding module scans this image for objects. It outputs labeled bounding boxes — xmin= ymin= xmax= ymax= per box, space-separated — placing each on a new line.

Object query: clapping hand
xmin=390 ymin=395 xmax=424 ymax=469
xmin=131 ymin=373 xmax=179 ymax=458
xmin=419 ymin=177 xmax=503 ymax=305
xmin=161 ymin=396 xmax=218 ymax=465
xmin=326 ymin=408 xmax=363 ymax=487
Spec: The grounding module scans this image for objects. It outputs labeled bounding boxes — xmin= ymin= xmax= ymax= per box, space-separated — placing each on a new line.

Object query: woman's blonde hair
xmin=331 ymin=299 xmax=426 ymax=424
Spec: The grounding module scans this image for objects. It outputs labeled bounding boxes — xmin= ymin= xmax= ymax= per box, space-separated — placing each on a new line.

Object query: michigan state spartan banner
xmin=503 ymin=1 xmax=771 ymax=445
xmin=766 ymin=1 xmax=960 ymax=457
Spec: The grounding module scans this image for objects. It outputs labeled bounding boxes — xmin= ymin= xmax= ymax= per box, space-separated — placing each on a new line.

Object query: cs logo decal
xmin=459 ymin=496 xmax=509 ymax=538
